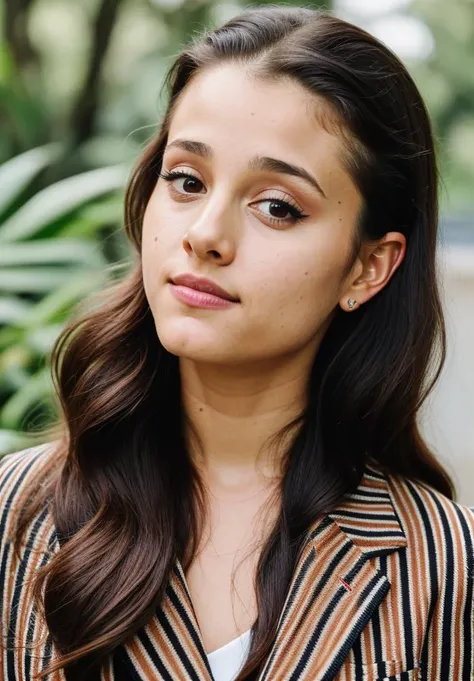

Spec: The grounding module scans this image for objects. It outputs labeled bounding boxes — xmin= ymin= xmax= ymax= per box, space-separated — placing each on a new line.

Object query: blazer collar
xmin=122 ymin=460 xmax=407 ymax=680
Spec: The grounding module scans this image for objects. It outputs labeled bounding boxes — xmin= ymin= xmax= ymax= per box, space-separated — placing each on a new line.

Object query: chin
xmin=154 ymin=317 xmax=233 ymax=363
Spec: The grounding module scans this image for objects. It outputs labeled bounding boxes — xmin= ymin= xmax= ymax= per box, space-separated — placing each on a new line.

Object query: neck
xmin=180 ymin=351 xmax=314 ymax=494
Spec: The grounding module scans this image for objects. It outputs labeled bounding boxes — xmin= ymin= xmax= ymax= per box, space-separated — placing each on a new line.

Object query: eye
xmin=159 ymin=170 xmax=205 ymax=195
xmin=253 ymin=198 xmax=309 ymax=226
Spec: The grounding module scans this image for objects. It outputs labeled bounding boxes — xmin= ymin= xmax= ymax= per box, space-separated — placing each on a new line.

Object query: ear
xmin=339 ymin=232 xmax=406 ymax=312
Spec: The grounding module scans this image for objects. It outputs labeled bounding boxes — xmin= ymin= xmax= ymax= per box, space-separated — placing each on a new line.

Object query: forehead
xmin=167 ymin=64 xmax=356 ymax=200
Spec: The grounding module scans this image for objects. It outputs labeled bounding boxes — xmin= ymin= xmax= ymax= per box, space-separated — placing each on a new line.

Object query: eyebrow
xmin=165 ymin=138 xmax=328 ymax=200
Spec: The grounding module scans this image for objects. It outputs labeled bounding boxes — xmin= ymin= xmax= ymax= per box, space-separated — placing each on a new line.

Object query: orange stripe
xmin=420 ymin=485 xmax=445 ymax=678
xmin=392 ymin=477 xmax=428 ymax=654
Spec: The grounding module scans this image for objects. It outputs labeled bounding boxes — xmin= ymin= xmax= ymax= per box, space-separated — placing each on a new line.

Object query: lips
xmin=170 ymin=273 xmax=239 ymax=302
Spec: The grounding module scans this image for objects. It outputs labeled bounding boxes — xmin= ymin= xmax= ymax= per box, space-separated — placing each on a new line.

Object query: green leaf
xmin=0 ymin=297 xmax=33 ymax=324
xmin=20 ymin=271 xmax=107 ymax=328
xmin=0 ymin=352 xmax=31 ymax=390
xmin=0 ymin=429 xmax=32 ymax=456
xmin=0 ymin=366 xmax=53 ymax=430
xmin=26 ymin=324 xmax=64 ymax=354
xmin=0 ymin=239 xmax=106 ymax=267
xmin=0 ymin=143 xmax=63 ymax=216
xmin=0 ymin=267 xmax=95 ymax=293
xmin=0 ymin=164 xmax=130 ymax=243
xmin=0 ymin=325 xmax=24 ymax=352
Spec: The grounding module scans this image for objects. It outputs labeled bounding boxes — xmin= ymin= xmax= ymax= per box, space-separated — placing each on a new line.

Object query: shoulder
xmin=0 ymin=440 xmax=57 ymax=486
xmin=0 ymin=441 xmax=60 ymax=547
xmin=386 ymin=468 xmax=474 ymax=581
xmin=1 ymin=443 xmax=61 ymax=677
xmin=387 ymin=468 xmax=474 ymax=537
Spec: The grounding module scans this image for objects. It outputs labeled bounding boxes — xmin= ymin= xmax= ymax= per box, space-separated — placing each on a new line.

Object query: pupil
xmin=269 ymin=201 xmax=288 ymax=218
xmin=184 ymin=177 xmax=201 ymax=193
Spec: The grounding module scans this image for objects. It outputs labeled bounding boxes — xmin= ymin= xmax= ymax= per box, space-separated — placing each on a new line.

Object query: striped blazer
xmin=1 ymin=442 xmax=473 ymax=681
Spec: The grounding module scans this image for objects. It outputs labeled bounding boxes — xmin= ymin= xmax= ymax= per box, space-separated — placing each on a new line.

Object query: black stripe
xmin=372 ymin=555 xmax=386 ymax=678
xmin=406 ymin=481 xmax=438 ymax=681
xmin=398 ymin=546 xmax=414 ymax=669
xmin=429 ymin=491 xmax=455 ymax=680
xmin=350 ymin=631 xmax=364 ymax=680
xmin=453 ymin=505 xmax=474 ymax=680
xmin=112 ymin=645 xmax=147 ymax=681
xmin=339 ymin=528 xmax=405 ymax=538
xmin=331 ymin=511 xmax=397 ymax=521
xmin=363 ymin=546 xmax=405 ymax=559
xmin=348 ymin=490 xmax=391 ymax=500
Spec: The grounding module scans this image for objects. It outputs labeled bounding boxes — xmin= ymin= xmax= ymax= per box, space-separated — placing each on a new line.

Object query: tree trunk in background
xmin=4 ymin=0 xmax=39 ymax=70
xmin=70 ymin=0 xmax=126 ymax=148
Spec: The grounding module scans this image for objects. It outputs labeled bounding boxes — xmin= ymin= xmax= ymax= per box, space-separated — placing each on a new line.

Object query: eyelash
xmin=158 ymin=170 xmax=309 ymax=226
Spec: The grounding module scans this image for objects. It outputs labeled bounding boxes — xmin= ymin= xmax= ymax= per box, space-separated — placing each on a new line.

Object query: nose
xmin=182 ymin=199 xmax=237 ymax=266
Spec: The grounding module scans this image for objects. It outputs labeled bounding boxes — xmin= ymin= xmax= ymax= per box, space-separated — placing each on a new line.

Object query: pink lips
xmin=169 ymin=273 xmax=239 ymax=310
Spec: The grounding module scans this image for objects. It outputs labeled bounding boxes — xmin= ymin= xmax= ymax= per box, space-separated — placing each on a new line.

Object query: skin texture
xmin=141 ymin=64 xmax=406 ymax=651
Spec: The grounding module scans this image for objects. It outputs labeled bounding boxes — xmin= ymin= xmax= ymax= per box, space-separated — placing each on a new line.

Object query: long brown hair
xmin=11 ymin=6 xmax=454 ymax=680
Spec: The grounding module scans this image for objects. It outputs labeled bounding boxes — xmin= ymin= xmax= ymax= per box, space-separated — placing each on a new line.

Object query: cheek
xmin=141 ymin=194 xmax=182 ymax=292
xmin=252 ymin=240 xmax=345 ymax=325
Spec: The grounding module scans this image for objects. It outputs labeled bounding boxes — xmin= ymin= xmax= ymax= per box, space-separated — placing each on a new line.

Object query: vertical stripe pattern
xmin=1 ymin=444 xmax=473 ymax=680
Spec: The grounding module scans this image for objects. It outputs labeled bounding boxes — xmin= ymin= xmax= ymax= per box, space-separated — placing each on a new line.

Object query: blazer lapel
xmin=257 ymin=463 xmax=408 ymax=680
xmin=120 ymin=560 xmax=214 ymax=681
xmin=122 ymin=462 xmax=407 ymax=681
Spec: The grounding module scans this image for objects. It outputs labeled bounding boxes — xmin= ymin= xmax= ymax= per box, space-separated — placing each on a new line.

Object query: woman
xmin=1 ymin=5 xmax=473 ymax=681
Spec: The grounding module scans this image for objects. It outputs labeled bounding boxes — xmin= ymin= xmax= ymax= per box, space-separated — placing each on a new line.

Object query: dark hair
xmin=11 ymin=5 xmax=454 ymax=679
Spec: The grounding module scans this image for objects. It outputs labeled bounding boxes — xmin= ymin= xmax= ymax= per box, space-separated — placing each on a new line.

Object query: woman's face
xmin=142 ymin=64 xmax=363 ymax=364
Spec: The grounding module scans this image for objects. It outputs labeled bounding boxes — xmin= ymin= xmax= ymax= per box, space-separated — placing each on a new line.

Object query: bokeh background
xmin=1 ymin=0 xmax=473 ymax=503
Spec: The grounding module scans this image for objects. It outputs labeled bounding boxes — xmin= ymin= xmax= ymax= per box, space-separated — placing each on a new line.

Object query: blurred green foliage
xmin=1 ymin=0 xmax=473 ymax=453
xmin=410 ymin=0 xmax=474 ymax=209
xmin=0 ymin=145 xmax=129 ymax=452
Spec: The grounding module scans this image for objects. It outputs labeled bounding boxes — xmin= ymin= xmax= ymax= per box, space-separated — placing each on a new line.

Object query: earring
xmin=347 ymin=298 xmax=356 ymax=310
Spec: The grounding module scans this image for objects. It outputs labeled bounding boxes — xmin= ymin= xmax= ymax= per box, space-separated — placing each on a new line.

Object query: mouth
xmin=169 ymin=273 xmax=240 ymax=302
xmin=168 ymin=273 xmax=240 ymax=309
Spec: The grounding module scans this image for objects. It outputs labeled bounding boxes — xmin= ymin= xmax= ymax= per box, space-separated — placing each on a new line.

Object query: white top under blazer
xmin=206 ymin=629 xmax=252 ymax=681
